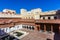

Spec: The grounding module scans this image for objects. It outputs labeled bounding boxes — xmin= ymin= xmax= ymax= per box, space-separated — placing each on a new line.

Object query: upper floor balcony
xmin=35 ymin=19 xmax=60 ymax=24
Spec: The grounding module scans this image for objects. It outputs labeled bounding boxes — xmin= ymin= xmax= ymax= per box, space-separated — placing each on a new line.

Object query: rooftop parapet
xmin=31 ymin=8 xmax=42 ymax=14
xmin=3 ymin=9 xmax=16 ymax=14
xmin=40 ymin=10 xmax=58 ymax=15
xmin=0 ymin=9 xmax=21 ymax=18
xmin=20 ymin=9 xmax=27 ymax=15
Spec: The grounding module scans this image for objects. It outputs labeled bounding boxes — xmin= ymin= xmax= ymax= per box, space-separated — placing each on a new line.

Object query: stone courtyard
xmin=20 ymin=28 xmax=47 ymax=40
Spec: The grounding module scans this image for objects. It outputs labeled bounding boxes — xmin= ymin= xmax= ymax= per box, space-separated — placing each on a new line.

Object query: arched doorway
xmin=53 ymin=24 xmax=59 ymax=33
xmin=37 ymin=26 xmax=40 ymax=31
xmin=46 ymin=24 xmax=51 ymax=31
xmin=40 ymin=24 xmax=44 ymax=31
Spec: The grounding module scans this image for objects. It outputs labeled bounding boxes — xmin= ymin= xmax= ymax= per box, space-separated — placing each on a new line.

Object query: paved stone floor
xmin=20 ymin=29 xmax=47 ymax=40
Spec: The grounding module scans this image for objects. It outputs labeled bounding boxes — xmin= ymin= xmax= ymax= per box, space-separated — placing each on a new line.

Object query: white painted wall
xmin=0 ymin=24 xmax=23 ymax=33
xmin=34 ymin=15 xmax=40 ymax=19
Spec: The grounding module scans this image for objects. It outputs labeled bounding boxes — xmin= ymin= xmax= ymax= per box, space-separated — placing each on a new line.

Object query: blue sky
xmin=0 ymin=0 xmax=60 ymax=14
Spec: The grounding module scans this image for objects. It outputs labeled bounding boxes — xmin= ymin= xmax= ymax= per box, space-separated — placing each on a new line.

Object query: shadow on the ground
xmin=0 ymin=30 xmax=19 ymax=40
xmin=54 ymin=33 xmax=60 ymax=40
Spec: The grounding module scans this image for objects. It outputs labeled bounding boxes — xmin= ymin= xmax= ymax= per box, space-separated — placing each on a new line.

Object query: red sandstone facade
xmin=0 ymin=18 xmax=60 ymax=33
xmin=0 ymin=9 xmax=60 ymax=40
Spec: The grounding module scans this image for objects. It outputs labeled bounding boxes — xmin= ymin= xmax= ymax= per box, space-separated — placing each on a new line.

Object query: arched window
xmin=43 ymin=17 xmax=45 ymax=20
xmin=32 ymin=27 xmax=34 ymax=30
xmin=25 ymin=26 xmax=26 ymax=28
xmin=40 ymin=24 xmax=44 ymax=31
xmin=48 ymin=17 xmax=50 ymax=19
xmin=54 ymin=16 xmax=57 ymax=19
xmin=27 ymin=26 xmax=28 ymax=29
xmin=29 ymin=27 xmax=31 ymax=30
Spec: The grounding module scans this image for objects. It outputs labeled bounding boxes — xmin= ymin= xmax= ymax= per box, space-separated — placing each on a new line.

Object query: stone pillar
xmin=15 ymin=25 xmax=18 ymax=30
xmin=15 ymin=26 xmax=17 ymax=30
xmin=19 ymin=24 xmax=22 ymax=29
xmin=31 ymin=26 xmax=33 ymax=29
xmin=51 ymin=25 xmax=54 ymax=40
xmin=51 ymin=25 xmax=53 ymax=32
xmin=4 ymin=28 xmax=6 ymax=32
xmin=59 ymin=24 xmax=60 ymax=33
xmin=8 ymin=27 xmax=10 ymax=32
xmin=45 ymin=17 xmax=48 ymax=19
xmin=44 ymin=24 xmax=46 ymax=32
xmin=34 ymin=25 xmax=38 ymax=31
xmin=39 ymin=25 xmax=40 ymax=31
xmin=6 ymin=28 xmax=8 ymax=33
xmin=37 ymin=25 xmax=40 ymax=31
xmin=35 ymin=24 xmax=40 ymax=31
